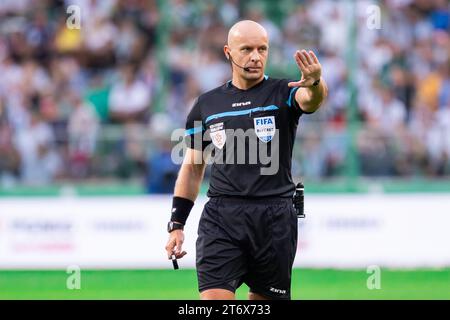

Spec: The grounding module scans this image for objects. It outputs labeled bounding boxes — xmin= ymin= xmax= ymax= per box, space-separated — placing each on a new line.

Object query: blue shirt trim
xmin=205 ymin=105 xmax=279 ymax=124
xmin=185 ymin=126 xmax=204 ymax=136
xmin=286 ymin=87 xmax=299 ymax=107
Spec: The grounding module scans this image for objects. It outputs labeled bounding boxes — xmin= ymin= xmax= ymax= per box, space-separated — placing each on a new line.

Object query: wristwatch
xmin=167 ymin=221 xmax=184 ymax=233
xmin=312 ymin=78 xmax=321 ymax=86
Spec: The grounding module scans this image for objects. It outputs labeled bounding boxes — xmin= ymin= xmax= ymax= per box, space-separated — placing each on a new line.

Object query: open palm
xmin=288 ymin=50 xmax=322 ymax=88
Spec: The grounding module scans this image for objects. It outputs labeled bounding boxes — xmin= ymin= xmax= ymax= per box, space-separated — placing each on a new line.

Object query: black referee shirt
xmin=184 ymin=76 xmax=314 ymax=198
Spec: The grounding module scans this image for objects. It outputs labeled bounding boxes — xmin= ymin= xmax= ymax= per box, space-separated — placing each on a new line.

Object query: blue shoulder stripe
xmin=286 ymin=87 xmax=299 ymax=107
xmin=185 ymin=126 xmax=204 ymax=136
xmin=205 ymin=105 xmax=278 ymax=124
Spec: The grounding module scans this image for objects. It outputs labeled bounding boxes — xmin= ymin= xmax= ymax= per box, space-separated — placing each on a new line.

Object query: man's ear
xmin=224 ymin=46 xmax=230 ymax=60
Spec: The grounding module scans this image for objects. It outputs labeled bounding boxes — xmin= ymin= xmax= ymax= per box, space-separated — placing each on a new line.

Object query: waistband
xmin=208 ymin=195 xmax=293 ymax=205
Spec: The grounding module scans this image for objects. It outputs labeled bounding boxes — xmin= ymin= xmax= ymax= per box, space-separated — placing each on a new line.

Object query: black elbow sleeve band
xmin=171 ymin=196 xmax=195 ymax=225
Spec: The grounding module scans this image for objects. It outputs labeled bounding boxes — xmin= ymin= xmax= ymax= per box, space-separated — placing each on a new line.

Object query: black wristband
xmin=171 ymin=196 xmax=194 ymax=225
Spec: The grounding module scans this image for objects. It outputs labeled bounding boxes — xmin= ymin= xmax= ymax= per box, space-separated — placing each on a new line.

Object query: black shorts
xmin=196 ymin=196 xmax=298 ymax=300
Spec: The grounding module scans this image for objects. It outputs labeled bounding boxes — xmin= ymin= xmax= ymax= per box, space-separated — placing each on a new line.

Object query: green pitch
xmin=0 ymin=268 xmax=449 ymax=300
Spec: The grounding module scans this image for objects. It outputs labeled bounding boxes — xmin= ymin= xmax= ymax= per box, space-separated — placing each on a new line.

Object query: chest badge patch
xmin=254 ymin=116 xmax=276 ymax=143
xmin=209 ymin=122 xmax=226 ymax=149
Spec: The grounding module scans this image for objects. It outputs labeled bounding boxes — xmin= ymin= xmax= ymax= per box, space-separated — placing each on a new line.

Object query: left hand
xmin=288 ymin=50 xmax=322 ymax=88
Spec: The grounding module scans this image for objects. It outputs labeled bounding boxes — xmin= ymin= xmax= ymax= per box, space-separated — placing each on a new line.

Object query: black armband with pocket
xmin=171 ymin=196 xmax=195 ymax=225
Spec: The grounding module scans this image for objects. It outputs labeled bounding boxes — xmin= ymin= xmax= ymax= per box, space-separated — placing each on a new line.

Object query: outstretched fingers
xmin=308 ymin=50 xmax=319 ymax=64
xmin=294 ymin=51 xmax=306 ymax=71
xmin=301 ymin=50 xmax=314 ymax=65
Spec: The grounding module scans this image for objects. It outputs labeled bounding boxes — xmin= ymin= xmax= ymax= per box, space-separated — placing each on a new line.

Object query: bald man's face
xmin=224 ymin=23 xmax=269 ymax=81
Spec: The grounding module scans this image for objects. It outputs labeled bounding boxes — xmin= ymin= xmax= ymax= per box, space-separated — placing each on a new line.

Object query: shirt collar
xmin=226 ymin=74 xmax=269 ymax=89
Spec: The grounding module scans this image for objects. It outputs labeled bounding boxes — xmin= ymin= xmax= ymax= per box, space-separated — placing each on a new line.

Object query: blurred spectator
xmin=108 ymin=63 xmax=151 ymax=123
xmin=54 ymin=17 xmax=83 ymax=54
xmin=191 ymin=48 xmax=229 ymax=93
xmin=0 ymin=99 xmax=21 ymax=187
xmin=84 ymin=73 xmax=110 ymax=122
xmin=146 ymin=113 xmax=179 ymax=193
xmin=67 ymin=91 xmax=99 ymax=179
xmin=114 ymin=18 xmax=143 ymax=63
xmin=15 ymin=111 xmax=62 ymax=185
xmin=363 ymin=85 xmax=407 ymax=133
xmin=82 ymin=16 xmax=117 ymax=69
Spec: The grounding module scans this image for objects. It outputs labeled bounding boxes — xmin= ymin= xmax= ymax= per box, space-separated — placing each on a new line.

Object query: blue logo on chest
xmin=255 ymin=118 xmax=274 ymax=126
xmin=254 ymin=116 xmax=276 ymax=143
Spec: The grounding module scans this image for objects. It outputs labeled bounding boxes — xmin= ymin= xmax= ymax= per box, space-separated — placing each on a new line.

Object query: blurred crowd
xmin=0 ymin=0 xmax=159 ymax=187
xmin=0 ymin=0 xmax=449 ymax=190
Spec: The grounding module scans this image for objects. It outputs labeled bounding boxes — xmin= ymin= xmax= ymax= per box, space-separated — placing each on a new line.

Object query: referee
xmin=165 ymin=20 xmax=328 ymax=300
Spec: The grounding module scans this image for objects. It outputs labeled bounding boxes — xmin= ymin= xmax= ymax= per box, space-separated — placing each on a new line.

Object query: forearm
xmin=295 ymin=77 xmax=328 ymax=113
xmin=174 ymin=161 xmax=206 ymax=202
xmin=169 ymin=148 xmax=206 ymax=226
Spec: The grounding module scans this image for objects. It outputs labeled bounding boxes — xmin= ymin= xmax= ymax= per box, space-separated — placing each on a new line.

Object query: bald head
xmin=227 ymin=20 xmax=268 ymax=47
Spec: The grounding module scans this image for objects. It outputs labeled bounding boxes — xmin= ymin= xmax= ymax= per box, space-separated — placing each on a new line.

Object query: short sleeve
xmin=283 ymin=79 xmax=316 ymax=117
xmin=184 ymin=99 xmax=209 ymax=151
